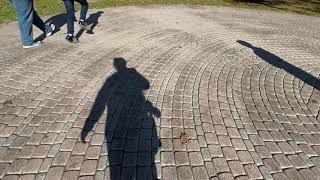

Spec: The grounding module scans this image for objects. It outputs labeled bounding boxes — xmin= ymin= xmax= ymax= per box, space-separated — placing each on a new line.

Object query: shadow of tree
xmin=81 ymin=57 xmax=161 ymax=180
xmin=237 ymin=40 xmax=320 ymax=91
xmin=233 ymin=0 xmax=284 ymax=5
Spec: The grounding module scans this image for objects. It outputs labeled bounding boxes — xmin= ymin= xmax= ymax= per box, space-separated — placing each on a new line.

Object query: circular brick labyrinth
xmin=0 ymin=6 xmax=320 ymax=180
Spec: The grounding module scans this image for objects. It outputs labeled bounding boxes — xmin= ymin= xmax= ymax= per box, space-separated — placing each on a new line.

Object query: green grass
xmin=1 ymin=0 xmax=320 ymax=24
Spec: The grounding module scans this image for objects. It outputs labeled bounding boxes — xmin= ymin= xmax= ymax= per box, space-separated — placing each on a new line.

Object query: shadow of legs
xmin=35 ymin=13 xmax=67 ymax=41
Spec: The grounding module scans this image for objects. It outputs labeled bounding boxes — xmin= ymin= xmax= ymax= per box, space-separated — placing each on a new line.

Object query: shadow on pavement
xmin=237 ymin=40 xmax=320 ymax=91
xmin=76 ymin=11 xmax=104 ymax=39
xmin=35 ymin=13 xmax=67 ymax=42
xmin=81 ymin=57 xmax=161 ymax=179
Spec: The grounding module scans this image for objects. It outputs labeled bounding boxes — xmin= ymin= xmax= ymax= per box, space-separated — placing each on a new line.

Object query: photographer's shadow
xmin=81 ymin=58 xmax=161 ymax=180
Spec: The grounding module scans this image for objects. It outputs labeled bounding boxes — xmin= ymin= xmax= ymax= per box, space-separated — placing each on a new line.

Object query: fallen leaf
xmin=180 ymin=132 xmax=191 ymax=144
xmin=3 ymin=100 xmax=13 ymax=106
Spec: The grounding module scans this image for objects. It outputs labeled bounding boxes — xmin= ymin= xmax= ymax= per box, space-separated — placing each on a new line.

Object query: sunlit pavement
xmin=0 ymin=6 xmax=320 ymax=180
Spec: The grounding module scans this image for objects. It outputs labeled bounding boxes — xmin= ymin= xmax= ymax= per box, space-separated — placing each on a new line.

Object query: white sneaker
xmin=22 ymin=41 xmax=42 ymax=49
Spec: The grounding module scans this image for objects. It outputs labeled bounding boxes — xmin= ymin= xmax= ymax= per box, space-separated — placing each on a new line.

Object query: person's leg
xmin=64 ymin=0 xmax=79 ymax=43
xmin=32 ymin=6 xmax=46 ymax=33
xmin=33 ymin=9 xmax=56 ymax=37
xmin=75 ymin=0 xmax=88 ymax=21
xmin=75 ymin=0 xmax=90 ymax=31
xmin=64 ymin=0 xmax=75 ymax=35
xmin=11 ymin=0 xmax=34 ymax=46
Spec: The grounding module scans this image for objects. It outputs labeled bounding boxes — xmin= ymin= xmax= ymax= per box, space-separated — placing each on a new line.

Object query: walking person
xmin=63 ymin=0 xmax=91 ymax=43
xmin=9 ymin=0 xmax=55 ymax=49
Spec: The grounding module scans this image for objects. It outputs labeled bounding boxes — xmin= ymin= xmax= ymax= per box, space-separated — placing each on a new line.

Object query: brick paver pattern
xmin=0 ymin=6 xmax=320 ymax=180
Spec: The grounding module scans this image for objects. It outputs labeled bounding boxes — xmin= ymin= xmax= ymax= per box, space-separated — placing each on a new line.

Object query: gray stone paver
xmin=7 ymin=159 xmax=28 ymax=174
xmin=0 ymin=5 xmax=320 ymax=179
xmin=23 ymin=159 xmax=43 ymax=174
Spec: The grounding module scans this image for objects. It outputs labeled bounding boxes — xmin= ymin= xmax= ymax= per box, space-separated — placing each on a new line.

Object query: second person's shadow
xmin=81 ymin=58 xmax=161 ymax=180
xmin=76 ymin=11 xmax=104 ymax=38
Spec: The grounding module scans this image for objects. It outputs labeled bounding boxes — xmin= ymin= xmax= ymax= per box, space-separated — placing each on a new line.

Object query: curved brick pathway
xmin=0 ymin=6 xmax=320 ymax=180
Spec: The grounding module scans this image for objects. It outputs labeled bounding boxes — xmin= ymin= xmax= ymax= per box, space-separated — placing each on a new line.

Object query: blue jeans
xmin=10 ymin=0 xmax=46 ymax=46
xmin=64 ymin=0 xmax=89 ymax=35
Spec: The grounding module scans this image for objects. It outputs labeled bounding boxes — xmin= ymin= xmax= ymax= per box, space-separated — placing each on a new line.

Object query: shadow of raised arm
xmin=80 ymin=75 xmax=115 ymax=142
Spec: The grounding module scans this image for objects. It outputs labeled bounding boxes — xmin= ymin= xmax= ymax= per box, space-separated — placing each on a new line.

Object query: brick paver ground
xmin=0 ymin=5 xmax=320 ymax=180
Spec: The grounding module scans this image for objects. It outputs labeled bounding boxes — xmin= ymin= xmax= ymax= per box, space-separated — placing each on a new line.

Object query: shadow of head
xmin=113 ymin=57 xmax=127 ymax=72
xmin=237 ymin=40 xmax=254 ymax=49
xmin=113 ymin=57 xmax=150 ymax=90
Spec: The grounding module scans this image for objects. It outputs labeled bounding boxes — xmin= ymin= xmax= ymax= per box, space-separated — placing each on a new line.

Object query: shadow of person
xmin=237 ymin=40 xmax=320 ymax=91
xmin=86 ymin=11 xmax=104 ymax=34
xmin=76 ymin=11 xmax=104 ymax=39
xmin=35 ymin=13 xmax=67 ymax=42
xmin=81 ymin=58 xmax=161 ymax=180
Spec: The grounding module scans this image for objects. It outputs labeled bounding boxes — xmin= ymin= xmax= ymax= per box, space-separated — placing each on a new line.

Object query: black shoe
xmin=78 ymin=20 xmax=91 ymax=31
xmin=65 ymin=35 xmax=79 ymax=43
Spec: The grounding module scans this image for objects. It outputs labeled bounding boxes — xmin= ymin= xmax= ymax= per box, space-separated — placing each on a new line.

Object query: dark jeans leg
xmin=10 ymin=0 xmax=34 ymax=46
xmin=64 ymin=0 xmax=75 ymax=35
xmin=75 ymin=0 xmax=88 ymax=21
xmin=33 ymin=9 xmax=46 ymax=33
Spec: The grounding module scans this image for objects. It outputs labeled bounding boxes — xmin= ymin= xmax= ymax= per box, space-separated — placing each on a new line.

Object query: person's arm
xmin=80 ymin=80 xmax=111 ymax=142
